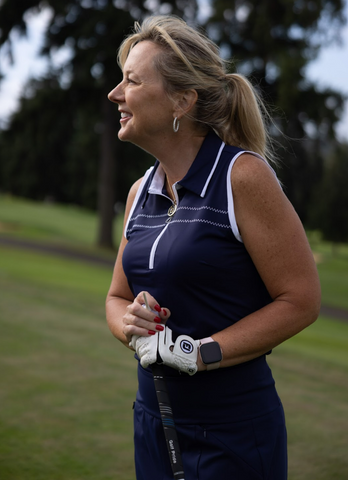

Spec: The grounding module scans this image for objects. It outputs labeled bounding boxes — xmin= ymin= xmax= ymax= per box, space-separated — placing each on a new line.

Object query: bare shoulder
xmin=231 ymin=153 xmax=281 ymax=194
xmin=231 ymin=153 xmax=288 ymax=226
xmin=128 ymin=176 xmax=144 ymax=202
xmin=124 ymin=176 xmax=144 ymax=217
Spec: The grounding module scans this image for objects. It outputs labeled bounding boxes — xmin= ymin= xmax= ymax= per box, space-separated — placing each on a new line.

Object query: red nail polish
xmin=162 ymin=309 xmax=167 ymax=316
xmin=154 ymin=304 xmax=161 ymax=313
xmin=156 ymin=325 xmax=164 ymax=331
xmin=148 ymin=330 xmax=156 ymax=335
xmin=154 ymin=316 xmax=161 ymax=323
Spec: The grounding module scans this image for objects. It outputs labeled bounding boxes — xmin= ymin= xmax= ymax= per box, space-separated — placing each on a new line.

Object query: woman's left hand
xmin=158 ymin=327 xmax=199 ymax=375
xmin=133 ymin=326 xmax=199 ymax=375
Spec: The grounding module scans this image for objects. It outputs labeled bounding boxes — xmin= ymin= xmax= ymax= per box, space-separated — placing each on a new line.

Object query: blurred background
xmin=0 ymin=1 xmax=347 ymax=479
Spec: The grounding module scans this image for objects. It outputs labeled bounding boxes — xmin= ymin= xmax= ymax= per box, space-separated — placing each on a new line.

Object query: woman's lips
xmin=120 ymin=112 xmax=132 ymax=123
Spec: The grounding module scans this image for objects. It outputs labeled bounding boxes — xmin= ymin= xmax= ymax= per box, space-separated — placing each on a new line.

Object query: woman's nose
xmin=108 ymin=83 xmax=123 ymax=103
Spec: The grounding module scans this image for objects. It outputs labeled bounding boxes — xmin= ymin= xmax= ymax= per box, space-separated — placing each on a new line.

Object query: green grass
xmin=269 ymin=319 xmax=348 ymax=479
xmin=0 ymin=194 xmax=100 ymax=245
xmin=0 ymin=194 xmax=124 ymax=256
xmin=308 ymin=230 xmax=348 ymax=310
xmin=0 ymin=246 xmax=137 ymax=480
xmin=317 ymin=257 xmax=348 ymax=310
xmin=1 ymin=199 xmax=348 ymax=479
xmin=0 ymin=246 xmax=110 ymax=297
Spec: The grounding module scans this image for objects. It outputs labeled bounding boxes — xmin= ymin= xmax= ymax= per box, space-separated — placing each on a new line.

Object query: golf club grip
xmin=151 ymin=363 xmax=185 ymax=480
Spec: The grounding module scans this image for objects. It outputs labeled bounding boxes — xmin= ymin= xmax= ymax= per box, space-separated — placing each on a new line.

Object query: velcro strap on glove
xmin=158 ymin=328 xmax=199 ymax=376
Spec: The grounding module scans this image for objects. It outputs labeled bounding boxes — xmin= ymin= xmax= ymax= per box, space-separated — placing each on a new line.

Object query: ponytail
xmin=221 ymin=73 xmax=275 ymax=164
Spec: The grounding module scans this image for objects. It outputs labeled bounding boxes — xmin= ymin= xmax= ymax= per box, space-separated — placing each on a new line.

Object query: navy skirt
xmin=134 ymin=401 xmax=287 ymax=480
xmin=133 ymin=359 xmax=287 ymax=480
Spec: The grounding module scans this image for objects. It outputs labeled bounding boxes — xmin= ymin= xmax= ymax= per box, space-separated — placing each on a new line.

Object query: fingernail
xmin=162 ymin=309 xmax=167 ymax=316
xmin=154 ymin=304 xmax=161 ymax=312
xmin=154 ymin=316 xmax=161 ymax=323
xmin=156 ymin=325 xmax=164 ymax=331
xmin=148 ymin=330 xmax=156 ymax=335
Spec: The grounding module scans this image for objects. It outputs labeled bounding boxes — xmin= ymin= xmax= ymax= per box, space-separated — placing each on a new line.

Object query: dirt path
xmin=1 ymin=235 xmax=348 ymax=322
xmin=0 ymin=235 xmax=115 ymax=267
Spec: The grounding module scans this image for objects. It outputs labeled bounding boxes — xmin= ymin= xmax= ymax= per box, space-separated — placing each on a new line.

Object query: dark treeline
xmin=0 ymin=0 xmax=347 ymax=247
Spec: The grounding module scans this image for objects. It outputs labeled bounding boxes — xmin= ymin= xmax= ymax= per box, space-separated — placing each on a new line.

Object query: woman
xmin=106 ymin=15 xmax=321 ymax=480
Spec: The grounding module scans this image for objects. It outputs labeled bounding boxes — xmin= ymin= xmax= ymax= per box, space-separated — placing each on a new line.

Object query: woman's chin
xmin=118 ymin=128 xmax=130 ymax=142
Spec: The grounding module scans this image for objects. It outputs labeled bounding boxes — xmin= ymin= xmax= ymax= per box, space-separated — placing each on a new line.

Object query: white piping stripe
xmin=178 ymin=205 xmax=227 ymax=214
xmin=227 ymin=155 xmax=243 ymax=243
xmin=149 ymin=224 xmax=169 ymax=269
xmin=124 ymin=167 xmax=154 ymax=239
xmin=170 ymin=218 xmax=230 ymax=228
xmin=129 ymin=213 xmax=168 ymax=221
xmin=127 ymin=223 xmax=166 ymax=231
xmin=226 ymin=150 xmax=277 ymax=243
xmin=200 ymin=141 xmax=225 ymax=197
xmin=130 ymin=206 xmax=227 ymax=222
xmin=128 ymin=217 xmax=230 ymax=234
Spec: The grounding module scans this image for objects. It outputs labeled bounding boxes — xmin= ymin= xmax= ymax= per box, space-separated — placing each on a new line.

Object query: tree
xmin=0 ymin=0 xmax=198 ymax=248
xmin=0 ymin=76 xmax=75 ymax=202
xmin=203 ymin=0 xmax=346 ymax=222
xmin=309 ymin=142 xmax=348 ymax=244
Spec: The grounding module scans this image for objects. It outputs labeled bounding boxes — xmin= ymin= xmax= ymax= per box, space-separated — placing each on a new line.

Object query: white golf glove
xmin=130 ymin=334 xmax=159 ymax=369
xmin=158 ymin=327 xmax=199 ymax=376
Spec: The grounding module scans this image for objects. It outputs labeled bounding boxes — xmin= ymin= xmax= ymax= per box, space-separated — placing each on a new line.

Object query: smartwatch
xmin=199 ymin=337 xmax=222 ymax=371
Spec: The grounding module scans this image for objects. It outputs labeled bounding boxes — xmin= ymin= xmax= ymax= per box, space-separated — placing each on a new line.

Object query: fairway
xmin=1 ymin=244 xmax=348 ymax=479
xmin=1 ymin=196 xmax=348 ymax=479
xmin=269 ymin=321 xmax=348 ymax=479
xmin=0 ymin=246 xmax=138 ymax=480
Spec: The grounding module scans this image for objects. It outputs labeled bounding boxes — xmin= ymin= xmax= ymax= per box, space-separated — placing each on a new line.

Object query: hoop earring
xmin=173 ymin=117 xmax=180 ymax=133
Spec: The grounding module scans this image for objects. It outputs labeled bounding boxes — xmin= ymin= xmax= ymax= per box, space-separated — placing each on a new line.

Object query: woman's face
xmin=108 ymin=41 xmax=175 ymax=150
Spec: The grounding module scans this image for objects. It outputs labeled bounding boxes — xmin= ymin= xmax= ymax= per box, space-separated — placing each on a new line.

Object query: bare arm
xmin=106 ymin=178 xmax=168 ymax=349
xmin=205 ymin=154 xmax=321 ymax=369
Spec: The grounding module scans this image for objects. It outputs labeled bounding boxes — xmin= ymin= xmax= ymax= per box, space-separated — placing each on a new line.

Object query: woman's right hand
xmin=122 ymin=291 xmax=170 ymax=346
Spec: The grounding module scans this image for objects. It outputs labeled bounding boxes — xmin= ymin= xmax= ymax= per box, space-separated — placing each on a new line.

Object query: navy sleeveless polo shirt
xmin=123 ymin=130 xmax=281 ymax=424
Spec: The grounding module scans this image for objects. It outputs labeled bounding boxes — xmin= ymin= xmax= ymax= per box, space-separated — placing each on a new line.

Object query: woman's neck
xmin=156 ymin=132 xmax=206 ymax=186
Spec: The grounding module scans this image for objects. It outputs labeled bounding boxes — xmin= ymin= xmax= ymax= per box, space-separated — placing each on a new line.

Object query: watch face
xmin=200 ymin=342 xmax=222 ymax=365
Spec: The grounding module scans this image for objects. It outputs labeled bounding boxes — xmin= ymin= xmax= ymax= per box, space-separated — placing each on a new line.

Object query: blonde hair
xmin=118 ymin=15 xmax=276 ymax=165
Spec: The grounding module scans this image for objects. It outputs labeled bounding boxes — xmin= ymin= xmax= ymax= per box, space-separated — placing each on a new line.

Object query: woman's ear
xmin=174 ymin=89 xmax=198 ymax=118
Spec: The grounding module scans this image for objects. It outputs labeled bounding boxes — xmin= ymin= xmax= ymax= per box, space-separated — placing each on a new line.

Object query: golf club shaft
xmin=151 ymin=362 xmax=185 ymax=480
xmin=143 ymin=293 xmax=185 ymax=479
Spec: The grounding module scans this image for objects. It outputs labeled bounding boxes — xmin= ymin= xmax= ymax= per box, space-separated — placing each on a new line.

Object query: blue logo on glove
xmin=180 ymin=340 xmax=194 ymax=354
